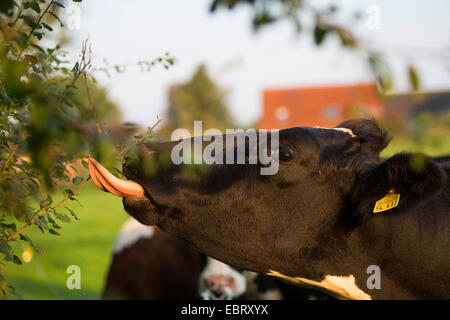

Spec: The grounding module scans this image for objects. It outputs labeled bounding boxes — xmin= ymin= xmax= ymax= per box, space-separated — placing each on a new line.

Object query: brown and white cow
xmin=102 ymin=219 xmax=327 ymax=300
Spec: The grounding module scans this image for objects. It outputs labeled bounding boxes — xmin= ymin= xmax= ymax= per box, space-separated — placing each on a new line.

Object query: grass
xmin=2 ymin=185 xmax=128 ymax=300
xmin=381 ymin=133 xmax=450 ymax=158
xmin=2 ymin=124 xmax=449 ymax=300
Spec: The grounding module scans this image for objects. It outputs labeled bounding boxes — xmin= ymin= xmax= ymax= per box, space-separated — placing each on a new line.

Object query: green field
xmin=2 ymin=129 xmax=450 ymax=300
xmin=2 ymin=186 xmax=128 ymax=300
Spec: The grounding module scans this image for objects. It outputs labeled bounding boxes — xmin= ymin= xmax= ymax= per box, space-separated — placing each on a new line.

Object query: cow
xmin=102 ymin=218 xmax=206 ymax=299
xmin=103 ymin=218 xmax=326 ymax=300
xmin=200 ymin=260 xmax=329 ymax=300
xmin=89 ymin=119 xmax=449 ymax=299
xmin=102 ymin=218 xmax=250 ymax=300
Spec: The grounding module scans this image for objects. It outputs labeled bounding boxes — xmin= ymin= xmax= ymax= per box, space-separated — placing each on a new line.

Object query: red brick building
xmin=260 ymin=83 xmax=385 ymax=130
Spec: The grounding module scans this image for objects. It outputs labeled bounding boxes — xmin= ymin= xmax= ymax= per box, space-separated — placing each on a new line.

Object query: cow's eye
xmin=278 ymin=145 xmax=293 ymax=162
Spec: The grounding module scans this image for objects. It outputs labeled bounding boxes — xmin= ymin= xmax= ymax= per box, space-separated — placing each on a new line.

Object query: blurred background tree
xmin=158 ymin=64 xmax=236 ymax=139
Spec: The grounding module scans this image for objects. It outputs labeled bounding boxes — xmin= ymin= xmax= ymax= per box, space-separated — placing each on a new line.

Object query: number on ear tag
xmin=373 ymin=190 xmax=400 ymax=213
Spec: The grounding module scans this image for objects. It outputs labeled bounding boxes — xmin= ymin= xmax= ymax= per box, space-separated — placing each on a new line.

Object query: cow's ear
xmin=348 ymin=153 xmax=446 ymax=223
xmin=337 ymin=118 xmax=390 ymax=154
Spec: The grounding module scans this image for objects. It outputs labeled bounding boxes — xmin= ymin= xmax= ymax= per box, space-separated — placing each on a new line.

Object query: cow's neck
xmin=270 ymin=197 xmax=449 ymax=300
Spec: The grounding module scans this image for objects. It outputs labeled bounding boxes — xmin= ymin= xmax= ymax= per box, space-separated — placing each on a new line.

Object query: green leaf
xmin=30 ymin=242 xmax=45 ymax=255
xmin=39 ymin=194 xmax=53 ymax=209
xmin=19 ymin=234 xmax=44 ymax=255
xmin=314 ymin=25 xmax=328 ymax=45
xmin=0 ymin=242 xmax=13 ymax=261
xmin=65 ymin=206 xmax=79 ymax=220
xmin=16 ymin=32 xmax=29 ymax=48
xmin=19 ymin=234 xmax=29 ymax=241
xmin=1 ymin=222 xmax=16 ymax=232
xmin=24 ymin=54 xmax=37 ymax=65
xmin=72 ymin=176 xmax=83 ymax=185
xmin=0 ymin=0 xmax=14 ymax=15
xmin=54 ymin=211 xmax=71 ymax=223
xmin=48 ymin=229 xmax=61 ymax=236
xmin=42 ymin=22 xmax=53 ymax=31
xmin=22 ymin=15 xmax=35 ymax=28
xmin=30 ymin=43 xmax=46 ymax=54
xmin=24 ymin=1 xmax=41 ymax=14
xmin=110 ymin=167 xmax=123 ymax=179
xmin=63 ymin=189 xmax=74 ymax=197
xmin=48 ymin=11 xmax=64 ymax=27
xmin=72 ymin=0 xmax=82 ymax=2
xmin=47 ymin=215 xmax=61 ymax=229
xmin=408 ymin=65 xmax=420 ymax=92
xmin=53 ymin=2 xmax=65 ymax=8
xmin=12 ymin=255 xmax=22 ymax=265
xmin=71 ymin=62 xmax=80 ymax=75
xmin=8 ymin=289 xmax=23 ymax=300
xmin=32 ymin=31 xmax=43 ymax=40
xmin=82 ymin=160 xmax=88 ymax=169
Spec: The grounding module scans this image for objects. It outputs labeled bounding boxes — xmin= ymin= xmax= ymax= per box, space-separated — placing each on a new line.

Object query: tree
xmin=158 ymin=64 xmax=236 ymax=139
xmin=0 ymin=0 xmax=171 ymax=299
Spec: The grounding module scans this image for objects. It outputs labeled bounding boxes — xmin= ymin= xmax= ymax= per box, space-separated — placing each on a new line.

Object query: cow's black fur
xmin=121 ymin=119 xmax=449 ymax=299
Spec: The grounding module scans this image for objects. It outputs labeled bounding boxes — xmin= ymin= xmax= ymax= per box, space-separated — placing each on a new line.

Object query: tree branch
xmin=0 ymin=145 xmax=18 ymax=179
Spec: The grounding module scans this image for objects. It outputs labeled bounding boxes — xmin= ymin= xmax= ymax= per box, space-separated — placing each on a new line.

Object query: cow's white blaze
xmin=267 ymin=270 xmax=371 ymax=300
xmin=332 ymin=127 xmax=356 ymax=137
xmin=315 ymin=126 xmax=356 ymax=137
xmin=113 ymin=218 xmax=154 ymax=254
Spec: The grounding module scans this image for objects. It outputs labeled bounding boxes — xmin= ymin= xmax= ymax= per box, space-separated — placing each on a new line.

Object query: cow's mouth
xmin=88 ymin=158 xmax=145 ymax=198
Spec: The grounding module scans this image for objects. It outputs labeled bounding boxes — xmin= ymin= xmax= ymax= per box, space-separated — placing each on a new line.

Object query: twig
xmin=17 ymin=0 xmax=55 ymax=60
xmin=0 ymin=145 xmax=18 ymax=178
xmin=82 ymin=71 xmax=106 ymax=136
xmin=54 ymin=40 xmax=91 ymax=108
xmin=117 ymin=117 xmax=161 ymax=158
xmin=6 ymin=36 xmax=161 ymax=242
xmin=7 ymin=177 xmax=91 ymax=241
xmin=0 ymin=286 xmax=9 ymax=300
xmin=6 ymin=115 xmax=161 ymax=241
xmin=91 ymin=55 xmax=175 ymax=76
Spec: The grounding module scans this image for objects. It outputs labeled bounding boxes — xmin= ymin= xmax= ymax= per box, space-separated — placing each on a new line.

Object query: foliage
xmin=381 ymin=112 xmax=450 ymax=158
xmin=158 ymin=64 xmax=236 ymax=138
xmin=0 ymin=0 xmax=170 ymax=299
xmin=209 ymin=0 xmax=420 ymax=94
xmin=48 ymin=75 xmax=123 ymax=126
xmin=3 ymin=185 xmax=126 ymax=300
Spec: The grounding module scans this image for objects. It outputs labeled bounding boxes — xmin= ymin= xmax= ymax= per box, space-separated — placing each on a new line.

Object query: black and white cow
xmin=102 ymin=218 xmax=326 ymax=300
xmin=90 ymin=119 xmax=450 ymax=299
xmin=102 ymin=219 xmax=205 ymax=299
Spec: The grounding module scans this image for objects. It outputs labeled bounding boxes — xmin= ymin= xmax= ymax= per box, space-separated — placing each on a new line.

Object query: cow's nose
xmin=203 ymin=275 xmax=235 ymax=295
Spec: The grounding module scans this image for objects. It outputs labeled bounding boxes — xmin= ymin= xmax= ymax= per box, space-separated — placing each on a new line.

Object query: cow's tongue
xmin=88 ymin=158 xmax=145 ymax=197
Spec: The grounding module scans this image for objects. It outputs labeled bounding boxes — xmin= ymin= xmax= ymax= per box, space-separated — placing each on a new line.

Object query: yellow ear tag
xmin=373 ymin=189 xmax=400 ymax=213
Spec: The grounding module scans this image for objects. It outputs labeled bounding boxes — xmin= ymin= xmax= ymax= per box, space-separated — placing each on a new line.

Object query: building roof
xmin=261 ymin=83 xmax=384 ymax=130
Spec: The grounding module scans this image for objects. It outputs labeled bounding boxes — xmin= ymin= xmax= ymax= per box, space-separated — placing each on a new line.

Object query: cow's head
xmin=89 ymin=119 xmax=446 ymax=284
xmin=199 ymin=257 xmax=246 ymax=300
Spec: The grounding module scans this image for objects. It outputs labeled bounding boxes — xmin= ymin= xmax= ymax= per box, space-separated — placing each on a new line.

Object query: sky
xmin=65 ymin=0 xmax=450 ymax=127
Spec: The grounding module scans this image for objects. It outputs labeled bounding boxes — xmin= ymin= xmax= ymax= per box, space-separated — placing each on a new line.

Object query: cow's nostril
xmin=211 ymin=289 xmax=223 ymax=297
